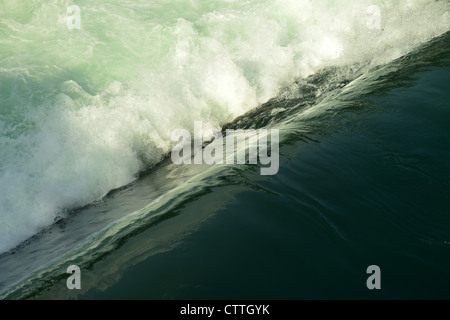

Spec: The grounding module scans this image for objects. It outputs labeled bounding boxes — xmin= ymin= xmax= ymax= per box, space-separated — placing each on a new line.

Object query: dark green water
xmin=90 ymin=35 xmax=450 ymax=299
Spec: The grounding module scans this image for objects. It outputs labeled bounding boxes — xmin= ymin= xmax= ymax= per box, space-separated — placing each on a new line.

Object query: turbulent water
xmin=0 ymin=0 xmax=449 ymax=299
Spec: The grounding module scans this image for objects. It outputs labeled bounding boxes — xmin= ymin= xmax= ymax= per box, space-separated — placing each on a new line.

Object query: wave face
xmin=0 ymin=0 xmax=449 ymax=254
